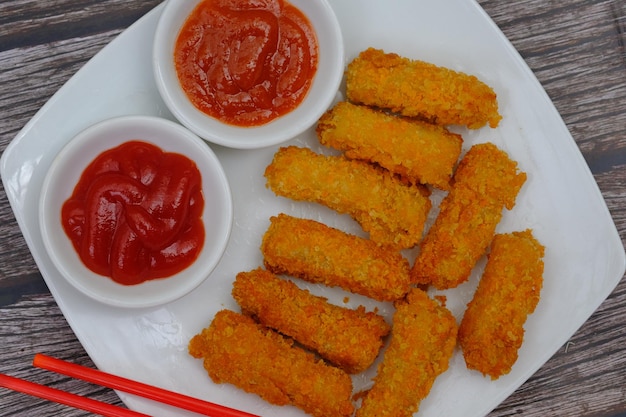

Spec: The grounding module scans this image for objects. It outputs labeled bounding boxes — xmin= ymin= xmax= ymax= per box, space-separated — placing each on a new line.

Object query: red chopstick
xmin=33 ymin=353 xmax=259 ymax=417
xmin=0 ymin=372 xmax=150 ymax=417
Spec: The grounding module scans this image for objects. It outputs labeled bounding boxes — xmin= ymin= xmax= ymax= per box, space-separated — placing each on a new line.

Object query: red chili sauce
xmin=61 ymin=141 xmax=205 ymax=286
xmin=174 ymin=0 xmax=319 ymax=127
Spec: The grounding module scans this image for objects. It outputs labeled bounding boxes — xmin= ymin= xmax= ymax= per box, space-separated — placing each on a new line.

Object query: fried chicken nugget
xmin=356 ymin=288 xmax=458 ymax=417
xmin=346 ymin=47 xmax=501 ymax=129
xmin=411 ymin=142 xmax=527 ymax=289
xmin=317 ymin=101 xmax=463 ymax=190
xmin=264 ymin=146 xmax=431 ymax=249
xmin=232 ymin=268 xmax=391 ymax=373
xmin=459 ymin=230 xmax=545 ymax=379
xmin=189 ymin=310 xmax=355 ymax=417
xmin=261 ymin=213 xmax=411 ymax=301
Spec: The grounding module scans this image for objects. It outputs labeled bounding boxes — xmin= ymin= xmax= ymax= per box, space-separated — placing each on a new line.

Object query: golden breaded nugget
xmin=411 ymin=142 xmax=527 ymax=289
xmin=317 ymin=101 xmax=463 ymax=190
xmin=264 ymin=146 xmax=431 ymax=249
xmin=232 ymin=268 xmax=390 ymax=373
xmin=261 ymin=213 xmax=411 ymax=301
xmin=346 ymin=48 xmax=501 ymax=129
xmin=459 ymin=230 xmax=545 ymax=379
xmin=189 ymin=310 xmax=355 ymax=417
xmin=452 ymin=142 xmax=526 ymax=210
xmin=356 ymin=288 xmax=458 ymax=417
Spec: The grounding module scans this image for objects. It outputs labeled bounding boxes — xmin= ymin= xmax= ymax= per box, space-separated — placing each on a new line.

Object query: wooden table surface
xmin=1 ymin=0 xmax=625 ymax=416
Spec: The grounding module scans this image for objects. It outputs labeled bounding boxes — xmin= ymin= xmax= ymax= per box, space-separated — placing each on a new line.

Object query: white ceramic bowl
xmin=152 ymin=0 xmax=344 ymax=149
xmin=39 ymin=116 xmax=233 ymax=308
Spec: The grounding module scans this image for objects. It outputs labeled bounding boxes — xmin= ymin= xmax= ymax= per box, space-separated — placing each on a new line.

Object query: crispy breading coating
xmin=264 ymin=146 xmax=431 ymax=249
xmin=232 ymin=268 xmax=391 ymax=373
xmin=261 ymin=213 xmax=411 ymax=301
xmin=188 ymin=310 xmax=355 ymax=417
xmin=459 ymin=230 xmax=545 ymax=379
xmin=346 ymin=47 xmax=502 ymax=129
xmin=452 ymin=142 xmax=526 ymax=211
xmin=411 ymin=143 xmax=527 ymax=289
xmin=317 ymin=101 xmax=463 ymax=190
xmin=356 ymin=288 xmax=458 ymax=417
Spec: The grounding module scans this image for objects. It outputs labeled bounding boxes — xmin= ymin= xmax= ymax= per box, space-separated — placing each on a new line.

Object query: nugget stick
xmin=411 ymin=142 xmax=527 ymax=289
xmin=264 ymin=146 xmax=431 ymax=249
xmin=356 ymin=288 xmax=458 ymax=417
xmin=346 ymin=48 xmax=502 ymax=129
xmin=232 ymin=268 xmax=391 ymax=373
xmin=188 ymin=310 xmax=355 ymax=417
xmin=459 ymin=230 xmax=545 ymax=379
xmin=261 ymin=214 xmax=411 ymax=301
xmin=317 ymin=101 xmax=463 ymax=190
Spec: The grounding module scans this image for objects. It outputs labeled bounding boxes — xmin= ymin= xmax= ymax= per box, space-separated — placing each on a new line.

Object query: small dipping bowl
xmin=39 ymin=116 xmax=233 ymax=308
xmin=152 ymin=0 xmax=344 ymax=149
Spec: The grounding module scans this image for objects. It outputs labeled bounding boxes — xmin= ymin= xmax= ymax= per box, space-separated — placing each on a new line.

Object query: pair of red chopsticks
xmin=0 ymin=353 xmax=259 ymax=417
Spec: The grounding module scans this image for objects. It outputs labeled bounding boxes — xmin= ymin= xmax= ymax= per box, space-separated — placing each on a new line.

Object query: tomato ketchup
xmin=174 ymin=0 xmax=319 ymax=126
xmin=61 ymin=141 xmax=205 ymax=285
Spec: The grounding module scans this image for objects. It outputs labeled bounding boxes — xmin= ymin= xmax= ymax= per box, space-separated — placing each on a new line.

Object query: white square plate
xmin=2 ymin=1 xmax=624 ymax=416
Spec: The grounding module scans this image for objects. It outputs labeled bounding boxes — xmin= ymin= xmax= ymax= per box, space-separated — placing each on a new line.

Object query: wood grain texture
xmin=0 ymin=0 xmax=625 ymax=416
xmin=0 ymin=295 xmax=126 ymax=416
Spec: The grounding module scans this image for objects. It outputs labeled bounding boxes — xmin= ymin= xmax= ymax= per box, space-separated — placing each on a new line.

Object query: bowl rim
xmin=39 ymin=115 xmax=233 ymax=309
xmin=152 ymin=0 xmax=345 ymax=150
